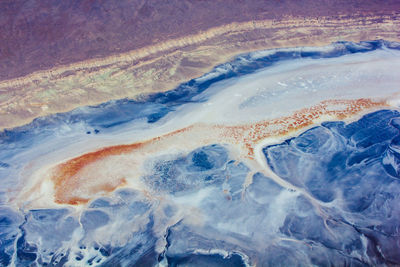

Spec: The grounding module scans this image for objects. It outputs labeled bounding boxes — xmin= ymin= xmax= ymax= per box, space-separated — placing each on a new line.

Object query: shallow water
xmin=1 ymin=40 xmax=400 ymax=266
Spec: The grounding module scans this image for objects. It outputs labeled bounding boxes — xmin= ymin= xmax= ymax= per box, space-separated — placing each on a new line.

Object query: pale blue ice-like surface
xmin=1 ymin=41 xmax=400 ymax=266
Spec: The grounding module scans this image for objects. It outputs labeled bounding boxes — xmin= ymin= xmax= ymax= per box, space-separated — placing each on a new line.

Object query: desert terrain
xmin=0 ymin=0 xmax=399 ymax=129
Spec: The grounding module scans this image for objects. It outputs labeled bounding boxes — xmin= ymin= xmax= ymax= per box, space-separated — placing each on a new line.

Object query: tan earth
xmin=0 ymin=0 xmax=399 ymax=130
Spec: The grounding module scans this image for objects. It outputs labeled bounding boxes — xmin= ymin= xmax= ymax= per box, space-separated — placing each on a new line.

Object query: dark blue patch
xmin=147 ymin=106 xmax=171 ymax=123
xmin=0 ymin=161 xmax=9 ymax=168
xmin=186 ymin=145 xmax=228 ymax=172
xmin=347 ymin=143 xmax=387 ymax=166
xmin=16 ymin=233 xmax=37 ymax=263
xmin=263 ymin=109 xmax=400 ymax=263
xmin=334 ymin=109 xmax=399 ymax=148
xmin=192 ymin=151 xmax=213 ymax=170
xmin=0 ymin=208 xmax=23 ymax=266
xmin=167 ymin=253 xmax=246 ymax=267
xmin=264 ymin=110 xmax=400 ymax=203
xmin=144 ymin=145 xmax=230 ymax=194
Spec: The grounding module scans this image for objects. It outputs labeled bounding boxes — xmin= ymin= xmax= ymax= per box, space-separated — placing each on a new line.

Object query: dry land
xmin=0 ymin=0 xmax=399 ymax=129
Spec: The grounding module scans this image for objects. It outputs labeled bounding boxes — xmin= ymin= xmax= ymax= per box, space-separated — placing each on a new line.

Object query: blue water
xmin=1 ymin=40 xmax=399 ymax=150
xmin=1 ymin=41 xmax=400 ymax=266
xmin=263 ymin=109 xmax=400 ymax=265
xmin=1 ymin=109 xmax=399 ymax=265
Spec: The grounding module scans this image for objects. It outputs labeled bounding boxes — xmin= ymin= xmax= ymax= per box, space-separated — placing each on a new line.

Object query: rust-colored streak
xmin=50 ymin=98 xmax=386 ymax=205
xmin=54 ymin=143 xmax=143 ymax=185
xmin=52 ymin=126 xmax=193 ymax=205
xmin=219 ymin=98 xmax=386 ymax=157
xmin=53 ymin=140 xmax=141 ymax=204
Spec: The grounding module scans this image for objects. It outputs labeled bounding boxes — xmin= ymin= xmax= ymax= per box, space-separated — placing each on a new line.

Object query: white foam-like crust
xmin=7 ymin=48 xmax=400 ymax=209
xmin=3 ymin=46 xmax=400 ymax=266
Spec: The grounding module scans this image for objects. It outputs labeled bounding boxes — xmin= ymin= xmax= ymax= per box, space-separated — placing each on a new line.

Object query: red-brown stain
xmin=50 ymin=98 xmax=386 ymax=205
xmin=53 ymin=142 xmax=142 ymax=204
xmin=52 ymin=126 xmax=194 ymax=205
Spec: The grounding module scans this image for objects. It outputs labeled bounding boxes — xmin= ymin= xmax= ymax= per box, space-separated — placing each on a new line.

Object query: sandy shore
xmin=0 ymin=12 xmax=399 ymax=130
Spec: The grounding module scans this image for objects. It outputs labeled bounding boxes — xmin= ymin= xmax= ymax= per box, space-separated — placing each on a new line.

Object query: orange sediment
xmin=53 ymin=143 xmax=143 ymax=204
xmin=50 ymin=98 xmax=387 ymax=205
xmin=220 ymin=98 xmax=386 ymax=157
xmin=52 ymin=126 xmax=195 ymax=205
